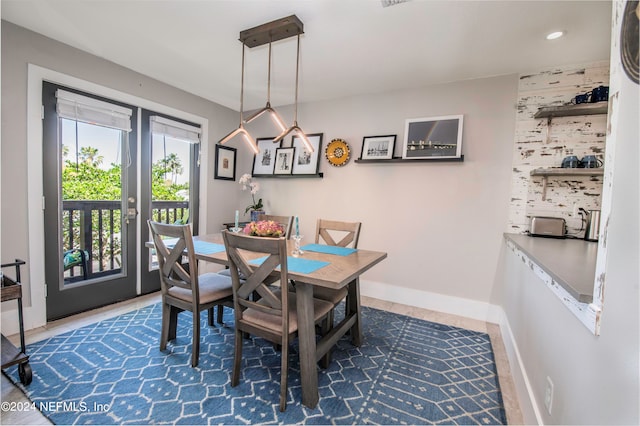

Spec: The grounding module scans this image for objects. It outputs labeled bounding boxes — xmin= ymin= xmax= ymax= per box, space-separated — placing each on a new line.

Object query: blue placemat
xmin=301 ymin=243 xmax=357 ymax=256
xmin=163 ymin=239 xmax=225 ymax=255
xmin=249 ymin=256 xmax=330 ymax=274
xmin=192 ymin=240 xmax=225 ymax=255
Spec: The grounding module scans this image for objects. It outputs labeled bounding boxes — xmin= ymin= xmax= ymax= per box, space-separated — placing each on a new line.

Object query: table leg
xmin=346 ymin=278 xmax=362 ymax=346
xmin=295 ymin=281 xmax=319 ymax=409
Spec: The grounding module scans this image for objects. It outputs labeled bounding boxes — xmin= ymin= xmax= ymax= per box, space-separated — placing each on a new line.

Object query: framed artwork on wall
xmin=402 ymin=115 xmax=463 ymax=160
xmin=214 ymin=144 xmax=236 ymax=180
xmin=360 ymin=135 xmax=396 ymax=160
xmin=292 ymin=133 xmax=323 ymax=175
xmin=252 ymin=137 xmax=280 ymax=176
xmin=274 ymin=147 xmax=295 ymax=175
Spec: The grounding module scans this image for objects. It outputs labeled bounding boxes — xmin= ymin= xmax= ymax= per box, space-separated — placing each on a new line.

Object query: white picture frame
xmin=361 ymin=135 xmax=396 ymax=160
xmin=402 ymin=115 xmax=463 ymax=160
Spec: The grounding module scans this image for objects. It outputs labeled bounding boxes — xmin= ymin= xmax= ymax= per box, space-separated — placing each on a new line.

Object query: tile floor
xmin=1 ymin=293 xmax=523 ymax=425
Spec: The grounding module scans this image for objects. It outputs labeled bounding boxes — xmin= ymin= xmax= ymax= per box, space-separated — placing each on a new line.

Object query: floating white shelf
xmin=530 ymin=168 xmax=604 ymax=200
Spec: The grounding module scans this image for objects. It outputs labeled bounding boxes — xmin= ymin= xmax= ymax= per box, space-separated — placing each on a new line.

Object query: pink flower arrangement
xmin=243 ymin=220 xmax=285 ymax=237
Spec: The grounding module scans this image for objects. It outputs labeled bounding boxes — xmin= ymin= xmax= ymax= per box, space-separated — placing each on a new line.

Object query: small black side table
xmin=1 ymin=259 xmax=32 ymax=385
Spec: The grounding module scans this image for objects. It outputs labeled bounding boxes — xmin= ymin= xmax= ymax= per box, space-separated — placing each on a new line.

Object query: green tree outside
xmin=62 ymin=147 xmax=189 ymax=274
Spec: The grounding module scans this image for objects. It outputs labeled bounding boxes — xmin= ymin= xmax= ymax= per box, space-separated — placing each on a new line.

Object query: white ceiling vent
xmin=381 ymin=0 xmax=410 ymax=8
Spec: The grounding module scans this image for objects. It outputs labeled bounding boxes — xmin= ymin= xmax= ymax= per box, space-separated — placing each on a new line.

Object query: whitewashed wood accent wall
xmin=508 ymin=62 xmax=610 ymax=235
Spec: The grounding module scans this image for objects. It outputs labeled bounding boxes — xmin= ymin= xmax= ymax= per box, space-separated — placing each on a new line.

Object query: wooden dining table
xmin=181 ymin=232 xmax=387 ymax=409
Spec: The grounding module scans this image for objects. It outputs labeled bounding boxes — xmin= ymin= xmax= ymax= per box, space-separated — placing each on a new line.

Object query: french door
xmin=43 ymin=82 xmax=139 ymax=320
xmin=139 ymin=109 xmax=201 ymax=293
xmin=42 ymin=82 xmax=202 ymax=320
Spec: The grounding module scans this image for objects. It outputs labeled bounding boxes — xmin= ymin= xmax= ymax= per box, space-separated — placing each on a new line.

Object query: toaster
xmin=530 ymin=216 xmax=566 ymax=238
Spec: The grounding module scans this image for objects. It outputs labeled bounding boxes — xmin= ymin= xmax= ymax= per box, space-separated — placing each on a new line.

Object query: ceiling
xmin=1 ymin=0 xmax=613 ymax=112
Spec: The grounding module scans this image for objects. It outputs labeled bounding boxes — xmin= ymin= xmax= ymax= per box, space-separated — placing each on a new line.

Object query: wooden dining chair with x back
xmin=301 ymin=219 xmax=362 ymax=366
xmin=218 ymin=214 xmax=293 ymax=284
xmin=222 ymin=230 xmax=334 ymax=411
xmin=148 ymin=220 xmax=234 ymax=368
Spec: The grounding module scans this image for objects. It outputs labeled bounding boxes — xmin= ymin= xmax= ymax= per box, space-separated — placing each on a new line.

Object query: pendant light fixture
xmin=230 ymin=15 xmax=313 ymax=153
xmin=243 ymin=41 xmax=287 ymax=132
xmin=272 ymin=34 xmax=314 ymax=153
xmin=218 ymin=42 xmax=259 ymax=154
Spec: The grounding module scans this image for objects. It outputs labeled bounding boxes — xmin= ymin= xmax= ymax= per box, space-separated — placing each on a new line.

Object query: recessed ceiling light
xmin=546 ymin=31 xmax=565 ymax=40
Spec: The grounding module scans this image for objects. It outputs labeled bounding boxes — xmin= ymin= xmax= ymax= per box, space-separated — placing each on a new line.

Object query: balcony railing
xmin=62 ymin=200 xmax=189 ymax=282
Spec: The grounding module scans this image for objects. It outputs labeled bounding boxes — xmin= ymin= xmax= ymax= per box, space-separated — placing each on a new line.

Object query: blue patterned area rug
xmin=7 ymin=303 xmax=506 ymax=425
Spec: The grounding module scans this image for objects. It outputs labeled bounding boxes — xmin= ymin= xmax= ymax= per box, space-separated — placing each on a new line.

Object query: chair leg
xmin=160 ymin=302 xmax=171 ymax=350
xmin=191 ymin=311 xmax=200 ymax=368
xmin=216 ymin=305 xmax=224 ymax=324
xmin=232 ymin=328 xmax=243 ymax=387
xmin=207 ymin=307 xmax=214 ymax=326
xmin=161 ymin=303 xmax=180 ymax=349
xmin=279 ymin=339 xmax=289 ymax=412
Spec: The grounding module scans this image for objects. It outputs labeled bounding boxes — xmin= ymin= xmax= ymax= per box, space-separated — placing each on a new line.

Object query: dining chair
xmin=222 ymin=230 xmax=334 ymax=411
xmin=302 ymin=219 xmax=362 ymax=365
xmin=256 ymin=213 xmax=294 ymax=238
xmin=312 ymin=218 xmax=361 ymax=313
xmin=148 ymin=220 xmax=234 ymax=368
xmin=218 ymin=214 xmax=293 ymax=282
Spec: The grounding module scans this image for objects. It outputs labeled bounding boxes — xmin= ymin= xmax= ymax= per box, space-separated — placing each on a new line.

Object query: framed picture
xmin=402 ymin=115 xmax=463 ymax=159
xmin=214 ymin=144 xmax=236 ymax=180
xmin=274 ymin=147 xmax=295 ymax=175
xmin=292 ymin=133 xmax=323 ymax=175
xmin=252 ymin=137 xmax=280 ymax=176
xmin=361 ymin=135 xmax=396 ymax=160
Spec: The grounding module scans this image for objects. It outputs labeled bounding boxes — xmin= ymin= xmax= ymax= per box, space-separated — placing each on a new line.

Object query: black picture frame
xmin=214 ymin=144 xmax=236 ymax=180
xmin=292 ymin=133 xmax=323 ymax=175
xmin=252 ymin=137 xmax=280 ymax=176
xmin=274 ymin=147 xmax=295 ymax=175
xmin=361 ymin=135 xmax=396 ymax=160
xmin=402 ymin=115 xmax=463 ymax=160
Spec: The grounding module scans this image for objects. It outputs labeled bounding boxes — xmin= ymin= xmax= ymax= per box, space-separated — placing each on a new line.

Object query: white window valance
xmin=150 ymin=116 xmax=201 ymax=144
xmin=56 ymin=89 xmax=133 ymax=132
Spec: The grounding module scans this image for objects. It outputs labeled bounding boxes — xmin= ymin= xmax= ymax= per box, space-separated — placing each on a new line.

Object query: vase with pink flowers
xmin=243 ymin=220 xmax=285 ymax=238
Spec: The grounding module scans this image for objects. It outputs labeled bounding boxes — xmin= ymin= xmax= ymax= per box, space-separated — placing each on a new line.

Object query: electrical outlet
xmin=544 ymin=376 xmax=554 ymax=415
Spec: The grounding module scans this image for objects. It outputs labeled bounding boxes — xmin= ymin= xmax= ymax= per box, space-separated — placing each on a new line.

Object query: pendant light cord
xmin=239 ymin=42 xmax=246 ymax=124
xmin=294 ymin=34 xmax=300 ymax=123
xmin=267 ymin=42 xmax=272 ymax=105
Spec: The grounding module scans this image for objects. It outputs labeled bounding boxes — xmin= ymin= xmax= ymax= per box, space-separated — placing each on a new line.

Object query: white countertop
xmin=504 ymin=233 xmax=598 ymax=303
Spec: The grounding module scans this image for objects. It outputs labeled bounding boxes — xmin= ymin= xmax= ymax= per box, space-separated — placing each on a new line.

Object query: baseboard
xmin=496 ymin=309 xmax=543 ymax=425
xmin=360 ymin=279 xmax=503 ymax=324
xmin=361 ymin=279 xmax=540 ymax=425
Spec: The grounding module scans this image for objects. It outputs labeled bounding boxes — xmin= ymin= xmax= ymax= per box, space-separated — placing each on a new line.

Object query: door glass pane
xmin=150 ymin=134 xmax=191 ymax=223
xmin=148 ymin=133 xmax=192 ymax=271
xmin=61 ymin=119 xmax=126 ymax=283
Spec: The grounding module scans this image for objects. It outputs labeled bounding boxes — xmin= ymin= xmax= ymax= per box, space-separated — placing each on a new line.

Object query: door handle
xmin=126 ymin=207 xmax=138 ymax=220
xmin=125 ymin=197 xmax=138 ymax=224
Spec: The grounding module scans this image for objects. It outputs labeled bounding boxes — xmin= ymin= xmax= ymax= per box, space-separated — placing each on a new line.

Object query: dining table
xmin=167 ymin=232 xmax=387 ymax=409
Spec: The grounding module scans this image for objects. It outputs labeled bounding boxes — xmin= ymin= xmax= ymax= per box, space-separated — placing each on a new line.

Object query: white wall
xmin=497 ymin=1 xmax=639 ymax=423
xmin=233 ymin=76 xmax=519 ymax=315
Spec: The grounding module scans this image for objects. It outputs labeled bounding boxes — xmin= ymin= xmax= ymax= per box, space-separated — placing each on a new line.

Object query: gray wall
xmin=3 ymin=20 xmax=520 ymax=321
xmin=1 ymin=21 xmax=239 ymax=299
xmin=247 ymin=75 xmax=518 ymax=307
xmin=3 ymin=16 xmax=637 ymax=425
